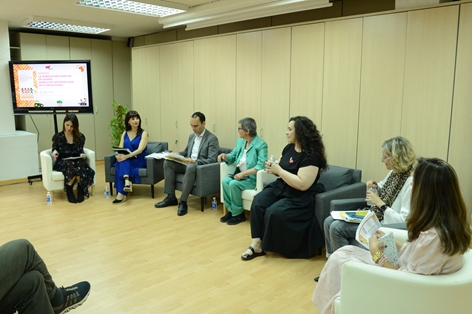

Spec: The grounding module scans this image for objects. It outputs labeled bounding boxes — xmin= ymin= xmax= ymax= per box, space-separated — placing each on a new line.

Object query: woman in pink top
xmin=312 ymin=158 xmax=471 ymax=314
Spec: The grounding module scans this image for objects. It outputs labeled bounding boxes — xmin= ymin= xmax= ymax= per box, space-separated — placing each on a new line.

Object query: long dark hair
xmin=408 ymin=158 xmax=471 ymax=255
xmin=290 ymin=116 xmax=327 ymax=171
xmin=62 ymin=113 xmax=81 ymax=146
xmin=125 ymin=110 xmax=144 ymax=136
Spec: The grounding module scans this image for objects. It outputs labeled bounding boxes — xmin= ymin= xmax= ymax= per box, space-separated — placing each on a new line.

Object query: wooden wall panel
xmin=261 ymin=28 xmax=292 ymax=156
xmin=89 ymin=39 xmax=113 ymax=158
xmin=236 ymin=32 xmax=262 ymax=144
xmin=290 ymin=23 xmax=324 ymax=129
xmin=132 ymin=46 xmax=160 ymax=142
xmin=45 ymin=35 xmax=69 ymax=59
xmin=401 ymin=6 xmax=459 ymax=159
xmin=357 ymin=13 xmax=407 ymax=181
xmin=69 ymin=38 xmax=96 ymax=156
xmin=144 ymin=46 xmax=160 ymax=142
xmin=322 ymin=18 xmax=363 ymax=168
xmin=194 ymin=35 xmax=237 ymax=149
xmin=20 ymin=33 xmax=53 ymax=155
xmin=112 ymin=41 xmax=131 ymax=117
xmin=449 ymin=3 xmax=472 ymax=217
xmin=159 ymin=41 xmax=194 ymax=152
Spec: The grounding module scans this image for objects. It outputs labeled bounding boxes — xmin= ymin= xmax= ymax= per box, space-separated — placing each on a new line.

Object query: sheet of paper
xmin=62 ymin=156 xmax=83 ymax=160
xmin=355 ymin=211 xmax=381 ymax=249
xmin=331 ymin=210 xmax=369 ymax=223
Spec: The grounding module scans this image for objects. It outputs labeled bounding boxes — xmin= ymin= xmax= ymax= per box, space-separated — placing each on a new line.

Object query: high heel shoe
xmin=66 ymin=185 xmax=77 ymax=203
xmin=112 ymin=197 xmax=126 ymax=204
xmin=123 ymin=176 xmax=132 ymax=192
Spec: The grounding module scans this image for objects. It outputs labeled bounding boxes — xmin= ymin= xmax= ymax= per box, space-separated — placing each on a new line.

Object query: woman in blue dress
xmin=113 ymin=110 xmax=148 ymax=204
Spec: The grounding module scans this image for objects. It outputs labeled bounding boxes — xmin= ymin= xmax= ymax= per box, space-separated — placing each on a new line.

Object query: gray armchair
xmin=315 ymin=165 xmax=366 ymax=234
xmin=104 ymin=141 xmax=168 ymax=198
xmin=175 ymin=147 xmax=232 ymax=212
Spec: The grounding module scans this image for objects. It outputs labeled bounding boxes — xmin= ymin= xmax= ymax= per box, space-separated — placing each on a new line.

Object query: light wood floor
xmin=1 ymin=162 xmax=325 ymax=313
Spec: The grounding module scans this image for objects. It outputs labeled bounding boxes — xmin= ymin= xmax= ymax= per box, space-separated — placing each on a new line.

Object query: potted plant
xmin=109 ymin=100 xmax=128 ymax=147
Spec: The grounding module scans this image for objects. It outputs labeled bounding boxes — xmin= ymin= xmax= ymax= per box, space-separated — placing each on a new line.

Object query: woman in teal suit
xmin=218 ymin=117 xmax=268 ymax=225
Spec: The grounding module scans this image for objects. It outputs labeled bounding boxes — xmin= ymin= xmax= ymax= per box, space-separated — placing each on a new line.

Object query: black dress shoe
xmin=314 ymin=277 xmax=319 ymax=282
xmin=154 ymin=197 xmax=178 ymax=208
xmin=220 ymin=211 xmax=232 ymax=223
xmin=226 ymin=213 xmax=246 ymax=225
xmin=177 ymin=202 xmax=188 ymax=216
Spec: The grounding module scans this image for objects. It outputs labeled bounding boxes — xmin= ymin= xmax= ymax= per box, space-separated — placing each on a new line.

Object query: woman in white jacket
xmin=322 ymin=136 xmax=416 ymax=258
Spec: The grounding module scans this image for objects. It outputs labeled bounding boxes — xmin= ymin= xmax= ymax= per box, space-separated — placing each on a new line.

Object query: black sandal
xmin=241 ymin=246 xmax=266 ymax=261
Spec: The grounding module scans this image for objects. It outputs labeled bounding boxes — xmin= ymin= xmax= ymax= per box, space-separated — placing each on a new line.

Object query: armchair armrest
xmin=220 ymin=162 xmax=236 ymax=202
xmin=378 ymin=227 xmax=408 ymax=242
xmin=145 ymin=157 xmax=165 ymax=183
xmin=104 ymin=153 xmax=117 ymax=183
xmin=83 ymin=148 xmax=96 ymax=184
xmin=40 ymin=150 xmax=54 ymax=181
xmin=330 ymin=198 xmax=367 ymax=212
xmin=315 ymin=182 xmax=366 ymax=232
xmin=256 ymin=170 xmax=277 ymax=192
xmin=193 ymin=162 xmax=221 ymax=196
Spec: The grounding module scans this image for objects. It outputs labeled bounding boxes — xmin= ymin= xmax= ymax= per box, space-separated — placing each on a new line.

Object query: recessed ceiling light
xmin=22 ymin=16 xmax=112 ymax=34
xmin=76 ymin=0 xmax=185 ymax=17
xmin=24 ymin=20 xmax=110 ymax=34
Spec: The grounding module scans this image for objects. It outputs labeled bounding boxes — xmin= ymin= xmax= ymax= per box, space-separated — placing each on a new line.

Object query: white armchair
xmin=40 ymin=148 xmax=96 ymax=200
xmin=220 ymin=163 xmax=276 ymax=213
xmin=334 ymin=228 xmax=472 ymax=314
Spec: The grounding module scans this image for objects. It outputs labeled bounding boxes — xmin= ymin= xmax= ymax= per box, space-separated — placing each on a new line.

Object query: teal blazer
xmin=225 ymin=135 xmax=268 ymax=185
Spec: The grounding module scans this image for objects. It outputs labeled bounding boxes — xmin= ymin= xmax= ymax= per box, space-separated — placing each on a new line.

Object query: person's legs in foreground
xmin=0 ymin=239 xmax=90 ymax=314
xmin=241 ymin=187 xmax=278 ymax=260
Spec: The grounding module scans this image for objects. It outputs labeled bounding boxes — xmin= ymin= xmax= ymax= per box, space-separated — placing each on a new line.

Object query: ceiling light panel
xmin=76 ymin=0 xmax=185 ymax=17
xmin=24 ymin=20 xmax=110 ymax=34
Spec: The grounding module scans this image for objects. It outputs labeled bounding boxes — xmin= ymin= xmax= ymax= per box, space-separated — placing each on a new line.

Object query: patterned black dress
xmin=52 ymin=132 xmax=95 ymax=197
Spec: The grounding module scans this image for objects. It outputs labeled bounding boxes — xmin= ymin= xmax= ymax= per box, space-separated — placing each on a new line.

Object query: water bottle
xmin=269 ymin=154 xmax=276 ymax=163
xmin=212 ymin=197 xmax=217 ymax=211
xmin=104 ymin=185 xmax=110 ymax=198
xmin=46 ymin=191 xmax=52 ymax=204
xmin=367 ymin=184 xmax=378 ymax=206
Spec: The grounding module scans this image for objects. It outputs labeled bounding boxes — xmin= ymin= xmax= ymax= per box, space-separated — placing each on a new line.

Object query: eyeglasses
xmin=238 ymin=128 xmax=244 ymax=131
xmin=381 ymin=155 xmax=390 ymax=161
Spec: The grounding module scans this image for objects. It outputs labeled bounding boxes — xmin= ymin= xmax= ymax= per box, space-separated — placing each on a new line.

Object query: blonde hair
xmin=382 ymin=136 xmax=416 ymax=173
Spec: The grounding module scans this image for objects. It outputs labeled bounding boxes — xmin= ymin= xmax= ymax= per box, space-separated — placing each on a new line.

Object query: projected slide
xmin=12 ymin=63 xmax=90 ymax=108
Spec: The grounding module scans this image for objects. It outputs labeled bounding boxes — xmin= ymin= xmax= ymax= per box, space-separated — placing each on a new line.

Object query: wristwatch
xmin=380 ymin=204 xmax=387 ymax=212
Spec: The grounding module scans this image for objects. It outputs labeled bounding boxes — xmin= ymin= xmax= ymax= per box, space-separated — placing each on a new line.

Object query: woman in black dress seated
xmin=241 ymin=116 xmax=328 ymax=260
xmin=51 ymin=114 xmax=95 ymax=203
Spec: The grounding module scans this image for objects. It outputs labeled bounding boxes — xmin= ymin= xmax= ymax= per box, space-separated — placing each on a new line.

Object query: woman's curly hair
xmin=290 ymin=116 xmax=327 ymax=171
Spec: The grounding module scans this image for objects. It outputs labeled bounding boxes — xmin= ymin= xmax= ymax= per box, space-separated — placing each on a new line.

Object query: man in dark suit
xmin=154 ymin=112 xmax=219 ymax=216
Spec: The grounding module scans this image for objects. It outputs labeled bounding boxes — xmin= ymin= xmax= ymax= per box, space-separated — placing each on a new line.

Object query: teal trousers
xmin=222 ymin=176 xmax=255 ymax=215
